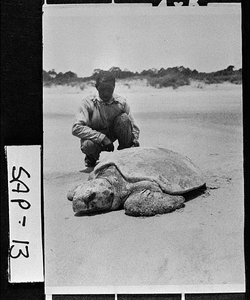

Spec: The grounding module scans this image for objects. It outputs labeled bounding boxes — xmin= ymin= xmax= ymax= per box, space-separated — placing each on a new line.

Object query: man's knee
xmin=114 ymin=113 xmax=131 ymax=126
xmin=114 ymin=113 xmax=132 ymax=134
xmin=113 ymin=113 xmax=133 ymax=149
xmin=81 ymin=139 xmax=94 ymax=152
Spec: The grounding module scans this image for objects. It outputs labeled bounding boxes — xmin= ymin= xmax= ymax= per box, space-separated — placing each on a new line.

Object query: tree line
xmin=43 ymin=65 xmax=242 ymax=89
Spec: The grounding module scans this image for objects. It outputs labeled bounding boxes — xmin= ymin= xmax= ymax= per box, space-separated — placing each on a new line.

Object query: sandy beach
xmin=43 ymin=81 xmax=244 ymax=293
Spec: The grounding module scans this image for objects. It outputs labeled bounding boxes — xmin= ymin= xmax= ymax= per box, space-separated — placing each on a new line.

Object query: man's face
xmin=96 ymin=83 xmax=115 ymax=102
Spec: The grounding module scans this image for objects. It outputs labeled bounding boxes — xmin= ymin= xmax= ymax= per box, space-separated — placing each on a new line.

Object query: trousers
xmin=80 ymin=113 xmax=133 ymax=160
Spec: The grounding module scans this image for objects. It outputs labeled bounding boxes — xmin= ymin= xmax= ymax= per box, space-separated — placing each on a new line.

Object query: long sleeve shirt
xmin=72 ymin=94 xmax=140 ymax=144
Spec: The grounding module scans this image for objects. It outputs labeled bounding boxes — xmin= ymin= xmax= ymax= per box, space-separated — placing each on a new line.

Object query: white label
xmin=6 ymin=146 xmax=44 ymax=283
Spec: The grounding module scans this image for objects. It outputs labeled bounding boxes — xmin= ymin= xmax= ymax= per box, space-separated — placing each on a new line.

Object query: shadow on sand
xmin=74 ymin=208 xmax=123 ymax=217
xmin=79 ymin=167 xmax=94 ymax=174
xmin=183 ymin=184 xmax=208 ymax=203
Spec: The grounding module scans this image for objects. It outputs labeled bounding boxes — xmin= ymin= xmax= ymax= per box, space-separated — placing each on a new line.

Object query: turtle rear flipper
xmin=124 ymin=190 xmax=185 ymax=217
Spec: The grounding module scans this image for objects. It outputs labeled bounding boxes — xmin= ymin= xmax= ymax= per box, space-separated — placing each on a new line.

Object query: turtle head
xmin=72 ymin=179 xmax=114 ymax=215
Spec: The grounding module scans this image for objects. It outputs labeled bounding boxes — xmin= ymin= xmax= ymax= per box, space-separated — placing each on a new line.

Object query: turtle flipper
xmin=124 ymin=190 xmax=185 ymax=217
xmin=67 ymin=184 xmax=82 ymax=201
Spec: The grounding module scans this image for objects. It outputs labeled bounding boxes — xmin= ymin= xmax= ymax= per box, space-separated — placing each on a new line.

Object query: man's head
xmin=95 ymin=71 xmax=115 ymax=102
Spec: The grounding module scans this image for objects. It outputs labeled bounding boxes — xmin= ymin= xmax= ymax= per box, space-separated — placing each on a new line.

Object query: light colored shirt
xmin=72 ymin=94 xmax=140 ymax=144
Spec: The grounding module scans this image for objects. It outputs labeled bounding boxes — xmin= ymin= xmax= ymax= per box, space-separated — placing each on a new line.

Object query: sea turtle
xmin=67 ymin=147 xmax=206 ymax=217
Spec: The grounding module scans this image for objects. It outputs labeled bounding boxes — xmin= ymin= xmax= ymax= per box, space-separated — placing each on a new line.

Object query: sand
xmin=43 ymin=81 xmax=245 ymax=293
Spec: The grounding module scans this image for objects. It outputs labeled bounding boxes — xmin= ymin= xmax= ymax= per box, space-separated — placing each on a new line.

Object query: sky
xmin=43 ymin=4 xmax=242 ymax=78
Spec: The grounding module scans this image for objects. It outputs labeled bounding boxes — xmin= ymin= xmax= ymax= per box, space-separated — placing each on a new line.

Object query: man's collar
xmin=96 ymin=95 xmax=115 ymax=105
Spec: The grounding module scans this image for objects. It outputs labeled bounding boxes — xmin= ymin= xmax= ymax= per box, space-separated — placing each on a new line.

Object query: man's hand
xmin=101 ymin=136 xmax=114 ymax=152
xmin=105 ymin=143 xmax=115 ymax=152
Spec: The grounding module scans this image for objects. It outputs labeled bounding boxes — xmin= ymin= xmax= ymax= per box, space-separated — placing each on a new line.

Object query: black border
xmin=1 ymin=0 xmax=248 ymax=299
xmin=1 ymin=0 xmax=44 ymax=299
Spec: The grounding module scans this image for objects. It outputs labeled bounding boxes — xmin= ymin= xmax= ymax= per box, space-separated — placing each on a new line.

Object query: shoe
xmin=84 ymin=155 xmax=96 ymax=168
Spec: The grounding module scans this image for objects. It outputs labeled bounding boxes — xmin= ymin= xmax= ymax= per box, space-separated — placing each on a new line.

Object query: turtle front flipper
xmin=67 ymin=183 xmax=82 ymax=201
xmin=124 ymin=190 xmax=185 ymax=217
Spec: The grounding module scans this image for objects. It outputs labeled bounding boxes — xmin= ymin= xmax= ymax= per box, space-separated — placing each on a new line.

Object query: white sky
xmin=43 ymin=5 xmax=242 ymax=78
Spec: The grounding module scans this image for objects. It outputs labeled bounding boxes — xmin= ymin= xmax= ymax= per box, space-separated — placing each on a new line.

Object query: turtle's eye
xmin=85 ymin=192 xmax=96 ymax=204
xmin=89 ymin=192 xmax=96 ymax=201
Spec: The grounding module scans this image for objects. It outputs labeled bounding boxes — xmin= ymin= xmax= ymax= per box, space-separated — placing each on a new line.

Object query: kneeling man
xmin=72 ymin=71 xmax=140 ymax=167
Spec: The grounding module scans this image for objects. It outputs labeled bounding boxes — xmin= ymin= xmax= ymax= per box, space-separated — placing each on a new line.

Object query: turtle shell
xmin=91 ymin=147 xmax=205 ymax=194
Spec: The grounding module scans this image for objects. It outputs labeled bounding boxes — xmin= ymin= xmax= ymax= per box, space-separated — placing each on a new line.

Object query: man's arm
xmin=72 ymin=99 xmax=106 ymax=144
xmin=123 ymin=102 xmax=140 ymax=144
